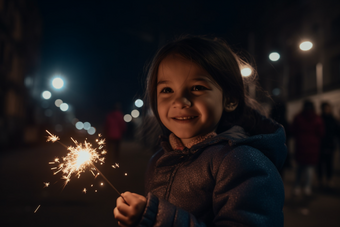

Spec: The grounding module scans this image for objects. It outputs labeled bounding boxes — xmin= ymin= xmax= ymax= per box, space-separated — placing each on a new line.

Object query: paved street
xmin=0 ymin=139 xmax=339 ymax=227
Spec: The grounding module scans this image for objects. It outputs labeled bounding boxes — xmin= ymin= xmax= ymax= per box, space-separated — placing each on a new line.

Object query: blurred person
xmin=113 ymin=36 xmax=287 ymax=226
xmin=104 ymin=102 xmax=126 ymax=164
xmin=291 ymin=100 xmax=324 ymax=196
xmin=318 ymin=102 xmax=340 ymax=187
xmin=270 ymin=101 xmax=291 ymax=180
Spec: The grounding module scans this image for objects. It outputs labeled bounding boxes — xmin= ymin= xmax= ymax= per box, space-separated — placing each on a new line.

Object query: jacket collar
xmin=161 ymin=125 xmax=248 ymax=155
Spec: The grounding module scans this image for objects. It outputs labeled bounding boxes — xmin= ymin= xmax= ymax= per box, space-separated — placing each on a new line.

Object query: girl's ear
xmin=224 ymin=98 xmax=239 ymax=112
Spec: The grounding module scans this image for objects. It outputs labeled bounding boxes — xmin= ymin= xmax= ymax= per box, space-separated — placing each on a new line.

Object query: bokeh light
xmin=269 ymin=52 xmax=280 ymax=61
xmin=42 ymin=91 xmax=52 ymax=100
xmin=299 ymin=41 xmax=313 ymax=51
xmin=60 ymin=103 xmax=69 ymax=111
xmin=55 ymin=99 xmax=63 ymax=107
xmin=75 ymin=121 xmax=84 ymax=130
xmin=52 ymin=77 xmax=64 ymax=89
xmin=83 ymin=122 xmax=91 ymax=130
xmin=241 ymin=67 xmax=252 ymax=77
xmin=131 ymin=109 xmax=140 ymax=118
xmin=87 ymin=127 xmax=96 ymax=135
xmin=124 ymin=114 xmax=132 ymax=122
xmin=135 ymin=99 xmax=144 ymax=108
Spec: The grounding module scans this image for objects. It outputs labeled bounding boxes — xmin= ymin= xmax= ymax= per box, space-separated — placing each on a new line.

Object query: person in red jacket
xmin=291 ymin=100 xmax=324 ymax=196
xmin=104 ymin=102 xmax=126 ymax=164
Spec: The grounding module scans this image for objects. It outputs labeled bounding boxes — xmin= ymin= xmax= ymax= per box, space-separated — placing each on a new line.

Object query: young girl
xmin=113 ymin=36 xmax=287 ymax=226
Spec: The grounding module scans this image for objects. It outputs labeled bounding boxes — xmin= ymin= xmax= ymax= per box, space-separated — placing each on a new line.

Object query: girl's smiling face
xmin=157 ymin=54 xmax=224 ymax=146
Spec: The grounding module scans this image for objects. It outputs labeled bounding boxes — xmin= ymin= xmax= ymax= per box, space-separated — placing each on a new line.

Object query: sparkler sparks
xmin=49 ymin=138 xmax=105 ymax=186
xmin=34 ymin=205 xmax=41 ymax=213
xmin=45 ymin=131 xmax=121 ymax=196
xmin=46 ymin=130 xmax=59 ymax=142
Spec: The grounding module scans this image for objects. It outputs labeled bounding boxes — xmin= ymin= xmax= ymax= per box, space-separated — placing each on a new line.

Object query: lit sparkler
xmin=46 ymin=131 xmax=121 ymax=196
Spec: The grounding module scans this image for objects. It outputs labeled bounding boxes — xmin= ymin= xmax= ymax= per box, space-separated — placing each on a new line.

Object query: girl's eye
xmin=192 ymin=85 xmax=208 ymax=91
xmin=160 ymin=87 xmax=173 ymax=93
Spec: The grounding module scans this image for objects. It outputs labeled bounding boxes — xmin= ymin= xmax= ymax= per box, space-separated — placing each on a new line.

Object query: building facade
xmin=0 ymin=0 xmax=41 ymax=146
xmin=251 ymin=0 xmax=340 ymax=120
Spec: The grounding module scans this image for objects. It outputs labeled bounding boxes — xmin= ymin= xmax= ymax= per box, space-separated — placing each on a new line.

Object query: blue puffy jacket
xmin=140 ymin=120 xmax=287 ymax=227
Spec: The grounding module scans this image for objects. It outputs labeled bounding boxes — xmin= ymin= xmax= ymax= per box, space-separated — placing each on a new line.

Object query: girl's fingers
xmin=117 ymin=221 xmax=129 ymax=227
xmin=114 ymin=207 xmax=129 ymax=226
xmin=120 ymin=191 xmax=136 ymax=205
xmin=116 ymin=196 xmax=130 ymax=216
xmin=121 ymin=191 xmax=146 ymax=207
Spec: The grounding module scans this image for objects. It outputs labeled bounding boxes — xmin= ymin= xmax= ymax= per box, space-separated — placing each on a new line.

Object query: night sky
xmin=37 ymin=0 xmax=267 ymax=127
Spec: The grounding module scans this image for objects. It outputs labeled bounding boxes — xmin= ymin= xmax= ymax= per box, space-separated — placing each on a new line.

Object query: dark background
xmin=36 ymin=0 xmax=266 ymax=126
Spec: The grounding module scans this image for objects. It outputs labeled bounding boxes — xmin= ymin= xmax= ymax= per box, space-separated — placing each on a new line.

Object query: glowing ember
xmin=112 ymin=163 xmax=120 ymax=169
xmin=83 ymin=188 xmax=87 ymax=194
xmin=34 ymin=205 xmax=41 ymax=213
xmin=46 ymin=130 xmax=59 ymax=142
xmin=43 ymin=182 xmax=50 ymax=188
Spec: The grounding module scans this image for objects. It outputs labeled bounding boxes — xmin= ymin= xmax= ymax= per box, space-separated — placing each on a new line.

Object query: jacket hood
xmin=221 ymin=124 xmax=287 ymax=170
xmin=161 ymin=117 xmax=287 ymax=171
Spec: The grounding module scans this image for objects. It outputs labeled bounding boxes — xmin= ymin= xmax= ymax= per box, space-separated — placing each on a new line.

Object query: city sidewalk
xmin=0 ymin=140 xmax=339 ymax=226
xmin=282 ymin=150 xmax=340 ymax=227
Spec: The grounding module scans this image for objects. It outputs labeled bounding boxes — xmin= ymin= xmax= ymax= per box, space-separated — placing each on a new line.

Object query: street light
xmin=52 ymin=77 xmax=64 ymax=89
xmin=269 ymin=52 xmax=280 ymax=61
xmin=299 ymin=41 xmax=313 ymax=51
xmin=60 ymin=103 xmax=69 ymax=111
xmin=135 ymin=99 xmax=143 ymax=108
xmin=241 ymin=67 xmax=252 ymax=77
xmin=42 ymin=90 xmax=52 ymax=100
xmin=131 ymin=109 xmax=140 ymax=118
xmin=124 ymin=114 xmax=132 ymax=122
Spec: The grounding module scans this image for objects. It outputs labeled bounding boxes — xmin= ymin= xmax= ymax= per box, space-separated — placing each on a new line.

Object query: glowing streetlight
xmin=241 ymin=67 xmax=252 ymax=77
xmin=42 ymin=91 xmax=52 ymax=100
xmin=55 ymin=99 xmax=63 ymax=107
xmin=75 ymin=121 xmax=84 ymax=130
xmin=60 ymin=103 xmax=69 ymax=111
xmin=83 ymin=122 xmax=91 ymax=130
xmin=52 ymin=77 xmax=64 ymax=89
xmin=135 ymin=99 xmax=144 ymax=108
xmin=124 ymin=114 xmax=132 ymax=122
xmin=131 ymin=109 xmax=140 ymax=118
xmin=299 ymin=41 xmax=313 ymax=51
xmin=269 ymin=52 xmax=280 ymax=61
xmin=87 ymin=127 xmax=96 ymax=135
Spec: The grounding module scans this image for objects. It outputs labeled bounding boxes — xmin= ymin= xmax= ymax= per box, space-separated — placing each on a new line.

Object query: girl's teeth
xmin=176 ymin=116 xmax=194 ymax=120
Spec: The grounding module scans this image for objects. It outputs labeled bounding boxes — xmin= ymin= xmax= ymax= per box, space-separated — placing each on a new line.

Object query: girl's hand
xmin=114 ymin=191 xmax=146 ymax=227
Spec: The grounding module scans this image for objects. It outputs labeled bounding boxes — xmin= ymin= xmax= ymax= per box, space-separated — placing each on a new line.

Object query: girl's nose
xmin=172 ymin=96 xmax=192 ymax=109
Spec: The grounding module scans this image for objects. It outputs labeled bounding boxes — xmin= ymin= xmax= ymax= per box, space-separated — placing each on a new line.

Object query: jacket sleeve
xmin=212 ymin=145 xmax=285 ymax=226
xmin=139 ymin=145 xmax=284 ymax=227
xmin=138 ymin=192 xmax=207 ymax=227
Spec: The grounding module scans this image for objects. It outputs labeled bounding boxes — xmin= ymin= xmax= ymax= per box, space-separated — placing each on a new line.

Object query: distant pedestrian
xmin=291 ymin=100 xmax=324 ymax=196
xmin=104 ymin=103 xmax=126 ymax=164
xmin=270 ymin=101 xmax=292 ymax=179
xmin=318 ymin=102 xmax=340 ymax=187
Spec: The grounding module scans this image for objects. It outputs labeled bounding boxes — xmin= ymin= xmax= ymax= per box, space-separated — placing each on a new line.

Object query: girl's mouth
xmin=173 ymin=116 xmax=198 ymax=120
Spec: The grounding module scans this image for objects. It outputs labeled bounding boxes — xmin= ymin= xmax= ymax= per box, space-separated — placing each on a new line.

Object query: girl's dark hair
xmin=142 ymin=35 xmax=269 ymax=143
